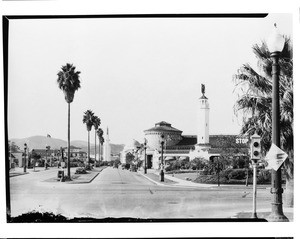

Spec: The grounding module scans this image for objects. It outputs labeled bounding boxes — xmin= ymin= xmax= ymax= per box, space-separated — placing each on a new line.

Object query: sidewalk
xmin=10 ymin=166 xmax=106 ymax=184
xmin=232 ymin=207 xmax=294 ymax=221
xmin=139 ymin=169 xmax=269 ymax=189
xmin=9 ymin=167 xmax=40 ymax=177
xmin=138 ymin=169 xmax=215 ymax=188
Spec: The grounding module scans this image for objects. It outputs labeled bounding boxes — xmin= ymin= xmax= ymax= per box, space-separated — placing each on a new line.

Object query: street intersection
xmin=9 ymin=166 xmax=288 ymax=220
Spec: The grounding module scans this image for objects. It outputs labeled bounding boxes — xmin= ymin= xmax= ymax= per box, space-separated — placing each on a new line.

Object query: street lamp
xmin=144 ymin=139 xmax=147 ymax=174
xmin=23 ymin=143 xmax=27 ymax=173
xmin=267 ymin=23 xmax=288 ymax=222
xmin=57 ymin=149 xmax=60 ymax=168
xmin=160 ymin=134 xmax=165 ymax=182
xmin=45 ymin=145 xmax=50 ymax=170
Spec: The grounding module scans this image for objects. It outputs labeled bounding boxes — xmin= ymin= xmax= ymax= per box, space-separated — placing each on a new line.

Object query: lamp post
xmin=216 ymin=156 xmax=220 ymax=187
xmin=160 ymin=134 xmax=165 ymax=182
xmin=144 ymin=139 xmax=147 ymax=174
xmin=57 ymin=150 xmax=60 ymax=168
xmin=267 ymin=24 xmax=288 ymax=222
xmin=45 ymin=145 xmax=49 ymax=170
xmin=136 ymin=145 xmax=141 ymax=171
xmin=23 ymin=143 xmax=27 ymax=173
xmin=32 ymin=149 xmax=36 ymax=172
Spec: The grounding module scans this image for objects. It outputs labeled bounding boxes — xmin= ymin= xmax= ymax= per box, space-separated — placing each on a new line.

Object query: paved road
xmin=10 ymin=166 xmax=272 ymax=219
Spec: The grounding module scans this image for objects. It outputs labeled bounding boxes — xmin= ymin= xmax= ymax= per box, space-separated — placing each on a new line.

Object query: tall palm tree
xmin=82 ymin=110 xmax=94 ymax=167
xmin=233 ymin=37 xmax=293 ymax=206
xmin=57 ymin=63 xmax=81 ymax=178
xmin=96 ymin=128 xmax=104 ymax=162
xmin=92 ymin=115 xmax=101 ymax=162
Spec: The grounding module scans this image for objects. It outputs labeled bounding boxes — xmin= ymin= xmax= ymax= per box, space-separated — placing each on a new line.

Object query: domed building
xmin=143 ymin=121 xmax=200 ymax=169
xmin=120 ymin=84 xmax=250 ymax=170
xmin=144 ymin=121 xmax=182 ymax=149
xmin=140 ymin=84 xmax=250 ymax=170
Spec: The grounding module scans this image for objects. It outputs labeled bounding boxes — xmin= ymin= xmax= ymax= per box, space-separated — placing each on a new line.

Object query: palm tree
xmin=96 ymin=128 xmax=104 ymax=162
xmin=92 ymin=115 xmax=101 ymax=163
xmin=57 ymin=63 xmax=81 ymax=178
xmin=82 ymin=110 xmax=94 ymax=167
xmin=233 ymin=37 xmax=293 ymax=206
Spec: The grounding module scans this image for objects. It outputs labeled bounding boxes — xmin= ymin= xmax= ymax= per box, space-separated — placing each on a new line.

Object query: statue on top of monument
xmin=201 ymin=84 xmax=205 ymax=96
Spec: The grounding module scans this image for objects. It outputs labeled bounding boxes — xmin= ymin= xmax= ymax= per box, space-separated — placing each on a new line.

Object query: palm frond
xmin=57 ymin=63 xmax=81 ymax=103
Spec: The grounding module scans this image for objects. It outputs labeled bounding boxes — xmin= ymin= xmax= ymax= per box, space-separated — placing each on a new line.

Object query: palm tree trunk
xmin=88 ymin=130 xmax=90 ymax=166
xmin=67 ymin=102 xmax=71 ymax=178
xmin=100 ymin=143 xmax=102 ymax=161
xmin=95 ymin=131 xmax=97 ymax=163
xmin=284 ymin=154 xmax=294 ymax=207
xmin=285 ymin=176 xmax=294 ymax=207
xmin=98 ymin=139 xmax=100 ymax=163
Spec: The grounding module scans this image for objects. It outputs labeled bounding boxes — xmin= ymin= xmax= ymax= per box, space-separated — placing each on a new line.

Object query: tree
xmin=96 ymin=128 xmax=104 ymax=162
xmin=30 ymin=149 xmax=41 ymax=171
xmin=190 ymin=158 xmax=207 ymax=170
xmin=8 ymin=141 xmax=20 ymax=153
xmin=57 ymin=63 xmax=81 ymax=179
xmin=233 ymin=37 xmax=293 ymax=206
xmin=82 ymin=110 xmax=94 ymax=166
xmin=92 ymin=115 xmax=101 ymax=162
xmin=125 ymin=152 xmax=135 ymax=164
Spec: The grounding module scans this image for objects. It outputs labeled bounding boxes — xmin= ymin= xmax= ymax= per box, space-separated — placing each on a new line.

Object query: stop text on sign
xmin=236 ymin=138 xmax=249 ymax=144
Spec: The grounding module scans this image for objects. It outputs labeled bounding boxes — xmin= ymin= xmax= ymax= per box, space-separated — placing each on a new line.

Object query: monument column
xmin=197 ymin=84 xmax=210 ymax=144
xmin=103 ymin=127 xmax=111 ymax=161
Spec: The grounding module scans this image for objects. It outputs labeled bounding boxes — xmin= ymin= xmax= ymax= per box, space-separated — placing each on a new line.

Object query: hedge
xmin=194 ymin=168 xmax=271 ymax=185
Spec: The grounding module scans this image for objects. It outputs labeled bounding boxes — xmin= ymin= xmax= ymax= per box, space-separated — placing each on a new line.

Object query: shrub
xmin=84 ymin=164 xmax=93 ymax=171
xmin=165 ymin=169 xmax=199 ymax=174
xmin=70 ymin=162 xmax=80 ymax=167
xmin=75 ymin=167 xmax=87 ymax=174
xmin=257 ymin=169 xmax=271 ymax=184
xmin=194 ymin=174 xmax=229 ymax=184
xmin=193 ymin=168 xmax=269 ymax=185
xmin=227 ymin=168 xmax=246 ymax=180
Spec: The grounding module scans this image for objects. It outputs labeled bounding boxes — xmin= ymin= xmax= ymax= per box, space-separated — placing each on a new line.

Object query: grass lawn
xmin=170 ymin=172 xmax=200 ymax=181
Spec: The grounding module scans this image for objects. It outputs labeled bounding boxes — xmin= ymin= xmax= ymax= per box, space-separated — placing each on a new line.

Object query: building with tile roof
xmin=120 ymin=84 xmax=250 ymax=169
xmin=139 ymin=84 xmax=250 ymax=170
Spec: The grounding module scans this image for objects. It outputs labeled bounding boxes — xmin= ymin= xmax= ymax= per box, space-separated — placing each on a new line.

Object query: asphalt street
xmin=10 ymin=166 xmax=272 ymax=219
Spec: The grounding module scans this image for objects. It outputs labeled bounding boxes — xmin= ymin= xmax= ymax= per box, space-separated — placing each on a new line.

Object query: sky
xmin=7 ymin=13 xmax=292 ymax=145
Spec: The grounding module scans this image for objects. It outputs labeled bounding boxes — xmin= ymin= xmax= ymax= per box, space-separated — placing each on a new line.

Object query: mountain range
xmin=10 ymin=136 xmax=125 ymax=155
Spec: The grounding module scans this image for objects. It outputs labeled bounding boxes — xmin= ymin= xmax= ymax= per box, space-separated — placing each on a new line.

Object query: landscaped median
xmin=43 ymin=166 xmax=107 ymax=184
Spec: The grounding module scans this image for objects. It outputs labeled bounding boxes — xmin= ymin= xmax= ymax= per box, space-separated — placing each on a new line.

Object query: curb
xmin=68 ymin=172 xmax=100 ymax=184
xmin=67 ymin=167 xmax=106 ymax=184
xmin=137 ymin=171 xmax=168 ymax=187
xmin=231 ymin=209 xmax=294 ymax=221
xmin=9 ymin=172 xmax=29 ymax=177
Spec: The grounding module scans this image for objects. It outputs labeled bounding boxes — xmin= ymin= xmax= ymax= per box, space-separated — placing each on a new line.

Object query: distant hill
xmin=11 ymin=136 xmax=67 ymax=150
xmin=10 ymin=136 xmax=125 ymax=155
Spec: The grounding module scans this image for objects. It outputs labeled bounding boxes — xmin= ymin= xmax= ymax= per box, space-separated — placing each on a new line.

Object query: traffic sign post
xmin=264 ymin=143 xmax=288 ymax=171
xmin=250 ymin=133 xmax=261 ymax=219
xmin=251 ymin=162 xmax=258 ymax=219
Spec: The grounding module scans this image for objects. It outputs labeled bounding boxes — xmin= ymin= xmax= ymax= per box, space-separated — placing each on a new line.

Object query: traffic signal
xmin=250 ymin=133 xmax=261 ymax=161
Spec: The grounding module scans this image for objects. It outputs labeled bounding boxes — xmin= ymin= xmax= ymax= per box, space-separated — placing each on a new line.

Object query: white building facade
xmin=120 ymin=84 xmax=250 ymax=170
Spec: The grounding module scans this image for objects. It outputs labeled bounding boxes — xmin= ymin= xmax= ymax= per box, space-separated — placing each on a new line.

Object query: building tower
xmin=103 ymin=127 xmax=111 ymax=161
xmin=197 ymin=84 xmax=210 ymax=144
